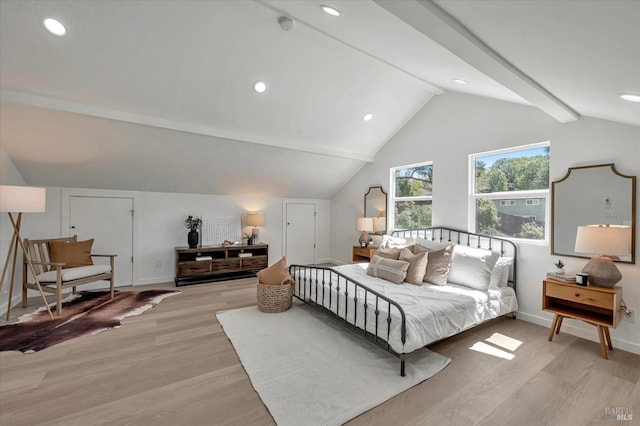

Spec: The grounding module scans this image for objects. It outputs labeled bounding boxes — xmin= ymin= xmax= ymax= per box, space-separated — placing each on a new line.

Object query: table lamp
xmin=246 ymin=212 xmax=265 ymax=243
xmin=0 ymin=185 xmax=53 ymax=319
xmin=356 ymin=217 xmax=373 ymax=247
xmin=574 ymin=224 xmax=631 ymax=288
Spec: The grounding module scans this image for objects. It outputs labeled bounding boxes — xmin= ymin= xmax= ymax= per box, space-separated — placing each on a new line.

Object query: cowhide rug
xmin=0 ymin=289 xmax=179 ymax=353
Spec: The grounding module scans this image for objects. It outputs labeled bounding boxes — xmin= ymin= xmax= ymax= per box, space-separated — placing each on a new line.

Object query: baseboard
xmin=136 ymin=276 xmax=175 ymax=286
xmin=320 ymin=258 xmax=345 ymax=266
xmin=516 ymin=311 xmax=640 ymax=355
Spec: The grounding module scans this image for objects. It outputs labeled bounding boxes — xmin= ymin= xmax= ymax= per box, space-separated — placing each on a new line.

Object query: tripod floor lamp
xmin=0 ymin=185 xmax=53 ymax=320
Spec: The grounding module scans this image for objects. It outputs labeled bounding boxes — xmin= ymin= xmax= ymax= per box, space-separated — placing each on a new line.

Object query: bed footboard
xmin=288 ymin=265 xmax=409 ymax=376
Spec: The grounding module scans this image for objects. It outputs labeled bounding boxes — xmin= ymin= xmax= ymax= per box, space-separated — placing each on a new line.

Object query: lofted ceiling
xmin=1 ymin=0 xmax=638 ymax=198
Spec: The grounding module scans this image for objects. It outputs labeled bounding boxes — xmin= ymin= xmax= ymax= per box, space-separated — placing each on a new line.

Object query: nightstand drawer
xmin=353 ymin=247 xmax=372 ymax=258
xmin=545 ymin=281 xmax=613 ymax=310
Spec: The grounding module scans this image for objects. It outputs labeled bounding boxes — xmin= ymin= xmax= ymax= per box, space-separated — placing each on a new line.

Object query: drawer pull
xmin=575 ymin=293 xmax=580 ymax=297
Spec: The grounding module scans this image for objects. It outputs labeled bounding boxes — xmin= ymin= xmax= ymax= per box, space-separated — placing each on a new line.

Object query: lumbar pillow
xmin=374 ymin=247 xmax=402 ymax=260
xmin=366 ymin=255 xmax=409 ymax=284
xmin=257 ymin=256 xmax=291 ymax=285
xmin=48 ymin=239 xmax=94 ymax=269
xmin=448 ymin=245 xmax=501 ymax=291
xmin=399 ymin=248 xmax=428 ymax=285
xmin=423 ymin=245 xmax=453 ymax=286
xmin=490 ymin=256 xmax=513 ymax=289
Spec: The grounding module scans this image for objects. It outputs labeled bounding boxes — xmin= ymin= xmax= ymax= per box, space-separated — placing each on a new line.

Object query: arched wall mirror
xmin=552 ymin=163 xmax=636 ymax=263
xmin=364 ymin=186 xmax=387 ymax=235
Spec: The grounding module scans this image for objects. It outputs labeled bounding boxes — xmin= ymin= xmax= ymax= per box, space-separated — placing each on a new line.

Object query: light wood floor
xmin=1 ymin=279 xmax=638 ymax=426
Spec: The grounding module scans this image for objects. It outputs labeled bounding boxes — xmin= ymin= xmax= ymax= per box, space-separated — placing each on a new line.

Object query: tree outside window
xmin=391 ymin=162 xmax=433 ymax=230
xmin=470 ymin=143 xmax=549 ymax=240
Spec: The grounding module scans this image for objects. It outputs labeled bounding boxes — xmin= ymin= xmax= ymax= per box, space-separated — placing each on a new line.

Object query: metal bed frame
xmin=288 ymin=227 xmax=518 ymax=377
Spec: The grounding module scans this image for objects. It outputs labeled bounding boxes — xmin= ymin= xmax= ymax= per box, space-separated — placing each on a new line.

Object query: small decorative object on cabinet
xmin=543 ymin=278 xmax=621 ymax=359
xmin=185 ymin=215 xmax=202 ymax=248
xmin=175 ymin=244 xmax=268 ymax=285
xmin=352 ymin=245 xmax=377 ymax=263
xmin=553 ymin=259 xmax=565 ymax=275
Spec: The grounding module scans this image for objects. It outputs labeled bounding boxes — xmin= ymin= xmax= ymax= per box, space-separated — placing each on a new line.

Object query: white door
xmin=285 ymin=203 xmax=316 ymax=265
xmin=69 ymin=196 xmax=133 ymax=288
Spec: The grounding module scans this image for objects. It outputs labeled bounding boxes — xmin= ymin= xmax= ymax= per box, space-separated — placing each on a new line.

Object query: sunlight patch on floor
xmin=469 ymin=332 xmax=522 ymax=360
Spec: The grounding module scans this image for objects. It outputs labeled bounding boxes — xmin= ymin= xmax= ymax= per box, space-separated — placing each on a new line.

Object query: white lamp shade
xmin=372 ymin=217 xmax=386 ymax=232
xmin=356 ymin=217 xmax=373 ymax=232
xmin=246 ymin=212 xmax=265 ymax=227
xmin=574 ymin=225 xmax=631 ymax=256
xmin=0 ymin=185 xmax=46 ymax=212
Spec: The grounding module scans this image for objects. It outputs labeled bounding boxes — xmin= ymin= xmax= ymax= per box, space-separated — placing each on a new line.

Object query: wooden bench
xmin=23 ymin=236 xmax=116 ymax=315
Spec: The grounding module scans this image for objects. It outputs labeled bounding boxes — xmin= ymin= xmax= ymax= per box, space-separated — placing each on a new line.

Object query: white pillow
xmin=380 ymin=235 xmax=416 ymax=249
xmin=415 ymin=237 xmax=452 ymax=251
xmin=448 ymin=245 xmax=500 ymax=291
xmin=490 ymin=257 xmax=513 ymax=289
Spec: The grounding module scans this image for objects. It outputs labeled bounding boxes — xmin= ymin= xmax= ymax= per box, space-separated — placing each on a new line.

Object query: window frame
xmin=389 ymin=161 xmax=433 ymax=231
xmin=468 ymin=141 xmax=550 ymax=242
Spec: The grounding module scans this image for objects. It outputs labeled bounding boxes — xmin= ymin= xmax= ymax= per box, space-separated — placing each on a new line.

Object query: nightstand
xmin=352 ymin=246 xmax=378 ymax=263
xmin=542 ymin=278 xmax=622 ymax=359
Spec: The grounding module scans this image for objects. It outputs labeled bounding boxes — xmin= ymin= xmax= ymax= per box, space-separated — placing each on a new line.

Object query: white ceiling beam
xmin=374 ymin=0 xmax=580 ymax=123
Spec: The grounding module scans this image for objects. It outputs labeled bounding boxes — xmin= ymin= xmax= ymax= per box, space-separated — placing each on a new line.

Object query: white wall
xmin=330 ymin=91 xmax=640 ymax=354
xmin=0 ymin=164 xmax=331 ymax=311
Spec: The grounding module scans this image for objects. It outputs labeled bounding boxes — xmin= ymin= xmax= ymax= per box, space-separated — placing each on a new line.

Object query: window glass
xmin=391 ymin=163 xmax=433 ymax=230
xmin=471 ymin=143 xmax=549 ymax=241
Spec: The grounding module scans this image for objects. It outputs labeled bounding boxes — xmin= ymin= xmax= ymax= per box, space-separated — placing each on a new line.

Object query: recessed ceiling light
xmin=363 ymin=112 xmax=373 ymax=122
xmin=619 ymin=93 xmax=640 ymax=103
xmin=43 ymin=18 xmax=66 ymax=36
xmin=253 ymin=81 xmax=267 ymax=94
xmin=320 ymin=5 xmax=342 ymax=17
xmin=453 ymin=78 xmax=468 ymax=85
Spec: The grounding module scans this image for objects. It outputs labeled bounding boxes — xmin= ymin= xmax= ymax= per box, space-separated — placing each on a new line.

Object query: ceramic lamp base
xmin=582 ymin=256 xmax=622 ymax=288
xmin=359 ymin=231 xmax=370 ymax=248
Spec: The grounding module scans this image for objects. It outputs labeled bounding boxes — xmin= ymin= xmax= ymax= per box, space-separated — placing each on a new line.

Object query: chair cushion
xmin=48 ymin=239 xmax=94 ymax=269
xmin=36 ymin=265 xmax=111 ymax=283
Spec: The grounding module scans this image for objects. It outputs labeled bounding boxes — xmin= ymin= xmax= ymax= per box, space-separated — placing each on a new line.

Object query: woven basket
xmin=257 ymin=278 xmax=294 ymax=313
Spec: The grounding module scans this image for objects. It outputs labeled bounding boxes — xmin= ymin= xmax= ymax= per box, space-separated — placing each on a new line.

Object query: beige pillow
xmin=424 ymin=245 xmax=453 ymax=286
xmin=48 ymin=239 xmax=94 ymax=269
xmin=374 ymin=247 xmax=401 ymax=260
xmin=257 ymin=257 xmax=291 ymax=285
xmin=366 ymin=255 xmax=409 ymax=284
xmin=413 ymin=244 xmax=429 ymax=255
xmin=399 ymin=248 xmax=428 ymax=285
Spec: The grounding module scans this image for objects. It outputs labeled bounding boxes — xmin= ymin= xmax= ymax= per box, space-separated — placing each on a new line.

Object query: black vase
xmin=188 ymin=230 xmax=199 ymax=248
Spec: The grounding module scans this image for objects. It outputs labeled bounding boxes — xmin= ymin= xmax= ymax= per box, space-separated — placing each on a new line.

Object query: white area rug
xmin=217 ymin=301 xmax=451 ymax=426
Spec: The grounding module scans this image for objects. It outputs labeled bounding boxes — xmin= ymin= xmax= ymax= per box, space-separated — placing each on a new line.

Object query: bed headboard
xmin=391 ymin=227 xmax=518 ymax=293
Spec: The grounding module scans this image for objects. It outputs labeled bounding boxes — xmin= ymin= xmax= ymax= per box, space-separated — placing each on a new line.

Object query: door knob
xmin=71 ymin=226 xmax=76 ymax=229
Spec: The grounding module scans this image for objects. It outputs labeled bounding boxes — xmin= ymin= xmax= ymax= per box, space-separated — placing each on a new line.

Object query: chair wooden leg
xmin=56 ymin=284 xmax=62 ymax=316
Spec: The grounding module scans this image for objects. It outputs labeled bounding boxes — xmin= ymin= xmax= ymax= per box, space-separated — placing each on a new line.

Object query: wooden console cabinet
xmin=175 ymin=244 xmax=268 ymax=286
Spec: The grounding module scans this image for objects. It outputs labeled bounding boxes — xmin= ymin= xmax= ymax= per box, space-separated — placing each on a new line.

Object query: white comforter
xmin=295 ymin=263 xmax=518 ymax=354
